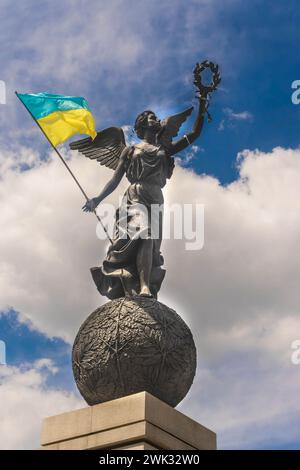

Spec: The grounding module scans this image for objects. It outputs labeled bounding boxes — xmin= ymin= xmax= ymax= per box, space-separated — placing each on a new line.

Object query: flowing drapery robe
xmin=91 ymin=143 xmax=174 ymax=299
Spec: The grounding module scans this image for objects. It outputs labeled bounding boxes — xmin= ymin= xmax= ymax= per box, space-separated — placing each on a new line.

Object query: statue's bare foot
xmin=139 ymin=285 xmax=153 ymax=297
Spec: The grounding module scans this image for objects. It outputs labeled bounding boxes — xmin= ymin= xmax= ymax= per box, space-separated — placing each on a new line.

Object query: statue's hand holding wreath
xmin=193 ymin=60 xmax=221 ymax=122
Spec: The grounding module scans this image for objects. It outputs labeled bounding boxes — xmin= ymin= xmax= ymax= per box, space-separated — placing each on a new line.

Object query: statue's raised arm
xmin=159 ymin=60 xmax=221 ymax=156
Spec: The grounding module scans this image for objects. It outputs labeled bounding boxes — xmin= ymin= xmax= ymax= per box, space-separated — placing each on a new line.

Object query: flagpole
xmin=15 ymin=91 xmax=113 ymax=244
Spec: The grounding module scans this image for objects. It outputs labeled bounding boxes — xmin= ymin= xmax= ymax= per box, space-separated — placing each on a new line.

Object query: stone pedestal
xmin=41 ymin=392 xmax=216 ymax=450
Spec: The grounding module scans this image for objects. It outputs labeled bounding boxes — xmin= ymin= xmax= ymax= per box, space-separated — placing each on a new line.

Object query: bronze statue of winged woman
xmin=70 ymin=61 xmax=220 ymax=300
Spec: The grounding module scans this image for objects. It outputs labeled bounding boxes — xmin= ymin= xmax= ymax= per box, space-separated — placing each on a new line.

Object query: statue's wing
xmin=158 ymin=107 xmax=194 ymax=147
xmin=69 ymin=127 xmax=126 ymax=170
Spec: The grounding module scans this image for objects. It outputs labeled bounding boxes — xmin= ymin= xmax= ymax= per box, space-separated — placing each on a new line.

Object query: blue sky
xmin=1 ymin=0 xmax=300 ymax=183
xmin=1 ymin=0 xmax=300 ymax=450
xmin=0 ymin=311 xmax=75 ymax=391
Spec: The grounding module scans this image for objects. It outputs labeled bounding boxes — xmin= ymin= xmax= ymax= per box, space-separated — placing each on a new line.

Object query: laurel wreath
xmin=193 ymin=61 xmax=221 ymax=122
xmin=193 ymin=60 xmax=221 ymax=96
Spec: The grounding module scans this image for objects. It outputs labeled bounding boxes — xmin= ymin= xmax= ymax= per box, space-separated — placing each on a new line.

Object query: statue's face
xmin=146 ymin=112 xmax=161 ymax=132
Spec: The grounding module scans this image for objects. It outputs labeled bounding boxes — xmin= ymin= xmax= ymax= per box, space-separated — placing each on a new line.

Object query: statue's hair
xmin=134 ymin=110 xmax=155 ymax=139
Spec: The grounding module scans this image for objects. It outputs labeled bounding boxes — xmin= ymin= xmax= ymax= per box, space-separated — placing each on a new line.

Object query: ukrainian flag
xmin=16 ymin=92 xmax=97 ymax=146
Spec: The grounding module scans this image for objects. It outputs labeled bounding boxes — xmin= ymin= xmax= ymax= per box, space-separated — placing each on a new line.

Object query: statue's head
xmin=134 ymin=110 xmax=161 ymax=139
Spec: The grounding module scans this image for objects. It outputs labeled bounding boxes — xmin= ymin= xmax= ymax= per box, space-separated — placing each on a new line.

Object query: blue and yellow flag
xmin=16 ymin=92 xmax=97 ymax=146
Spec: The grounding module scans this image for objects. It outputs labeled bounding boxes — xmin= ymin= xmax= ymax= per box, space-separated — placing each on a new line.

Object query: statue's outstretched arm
xmin=82 ymin=147 xmax=129 ymax=212
xmin=169 ymin=97 xmax=207 ymax=155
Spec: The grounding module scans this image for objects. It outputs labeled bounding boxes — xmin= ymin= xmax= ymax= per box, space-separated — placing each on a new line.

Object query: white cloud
xmin=161 ymin=147 xmax=300 ymax=358
xmin=219 ymin=107 xmax=253 ymax=131
xmin=224 ymin=107 xmax=253 ymax=121
xmin=2 ymin=144 xmax=300 ymax=447
xmin=1 ymin=0 xmax=230 ymax=85
xmin=2 ymin=143 xmax=300 ymax=356
xmin=179 ymin=358 xmax=300 ymax=449
xmin=0 ymin=360 xmax=83 ymax=449
xmin=0 ymin=145 xmax=40 ymax=176
xmin=0 ymin=0 xmax=239 ymax=142
xmin=0 ymin=144 xmax=117 ymax=340
xmin=175 ymin=144 xmax=204 ymax=166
